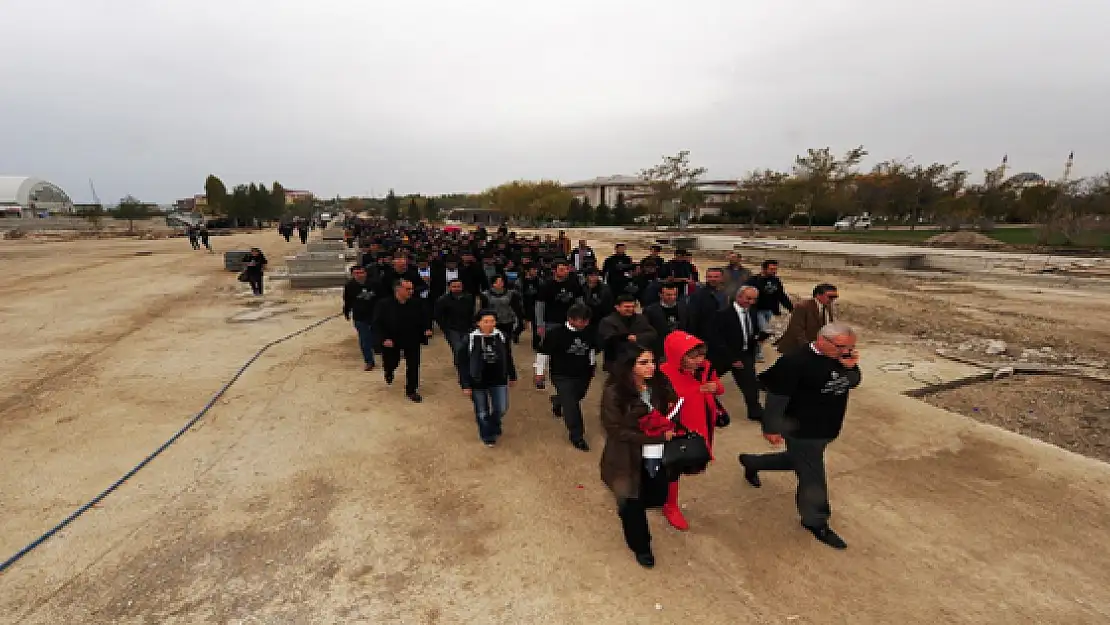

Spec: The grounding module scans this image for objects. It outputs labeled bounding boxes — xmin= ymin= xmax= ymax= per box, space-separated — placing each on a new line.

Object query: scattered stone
xmin=985 ymin=340 xmax=1008 ymax=356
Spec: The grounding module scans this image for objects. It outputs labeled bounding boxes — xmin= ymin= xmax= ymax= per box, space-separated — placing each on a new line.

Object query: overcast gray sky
xmin=2 ymin=0 xmax=1108 ymax=203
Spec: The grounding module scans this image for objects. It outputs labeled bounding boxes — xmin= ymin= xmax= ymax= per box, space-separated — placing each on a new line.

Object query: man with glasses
xmin=775 ymin=283 xmax=838 ymax=356
xmin=738 ymin=322 xmax=861 ymax=550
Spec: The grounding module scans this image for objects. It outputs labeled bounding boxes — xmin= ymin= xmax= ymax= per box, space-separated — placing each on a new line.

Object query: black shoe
xmin=571 ymin=438 xmax=590 ymax=452
xmin=803 ymin=523 xmax=847 ymax=550
xmin=715 ymin=411 xmax=731 ymax=428
xmin=384 ymin=371 xmax=394 ymax=385
xmin=407 ymin=392 xmax=423 ymax=403
xmin=635 ymin=552 xmax=655 ymax=568
xmin=550 ymin=396 xmax=562 ymax=418
xmin=738 ymin=455 xmax=761 ymax=488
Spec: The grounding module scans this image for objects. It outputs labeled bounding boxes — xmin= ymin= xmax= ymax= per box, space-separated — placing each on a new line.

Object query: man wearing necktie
xmin=775 ymin=284 xmax=839 ymax=355
xmin=708 ymin=286 xmax=770 ymax=422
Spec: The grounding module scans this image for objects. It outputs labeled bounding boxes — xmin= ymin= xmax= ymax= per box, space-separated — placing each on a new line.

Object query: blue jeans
xmin=755 ymin=309 xmax=774 ymax=359
xmin=353 ymin=320 xmax=376 ymax=366
xmin=471 ymin=386 xmax=509 ymax=443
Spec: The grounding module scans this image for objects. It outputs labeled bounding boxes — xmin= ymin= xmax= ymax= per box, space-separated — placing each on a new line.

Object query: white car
xmin=835 ymin=216 xmax=871 ymax=230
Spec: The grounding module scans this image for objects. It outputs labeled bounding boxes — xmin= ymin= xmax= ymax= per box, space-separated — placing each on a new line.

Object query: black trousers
xmin=726 ymin=355 xmax=764 ymax=422
xmin=247 ymin=273 xmax=264 ymax=295
xmin=382 ymin=344 xmax=421 ymax=395
xmin=551 ymin=375 xmax=591 ymax=442
xmin=744 ymin=437 xmax=831 ymax=528
xmin=617 ymin=467 xmax=671 ymax=555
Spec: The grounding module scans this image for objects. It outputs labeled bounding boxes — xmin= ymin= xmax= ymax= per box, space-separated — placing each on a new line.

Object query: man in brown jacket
xmin=774 ymin=283 xmax=839 ymax=355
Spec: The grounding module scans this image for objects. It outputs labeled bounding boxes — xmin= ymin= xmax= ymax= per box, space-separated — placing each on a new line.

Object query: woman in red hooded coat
xmin=658 ymin=331 xmax=724 ymax=530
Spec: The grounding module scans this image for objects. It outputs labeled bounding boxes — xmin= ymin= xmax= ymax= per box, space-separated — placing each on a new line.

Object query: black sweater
xmin=758 ymin=347 xmax=862 ymax=440
xmin=457 ymin=329 xmax=517 ymax=389
xmin=537 ymin=324 xmax=595 ymax=379
xmin=372 ymin=296 xmax=432 ymax=347
xmin=746 ymin=274 xmax=793 ymax=315
xmin=342 ymin=279 xmax=378 ymax=323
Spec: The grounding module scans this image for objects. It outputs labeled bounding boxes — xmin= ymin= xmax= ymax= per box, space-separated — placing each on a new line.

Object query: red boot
xmin=662 ymin=481 xmax=689 ymax=531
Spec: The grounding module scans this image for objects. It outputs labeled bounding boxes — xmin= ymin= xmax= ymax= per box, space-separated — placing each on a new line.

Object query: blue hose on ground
xmin=0 ymin=313 xmax=340 ymax=575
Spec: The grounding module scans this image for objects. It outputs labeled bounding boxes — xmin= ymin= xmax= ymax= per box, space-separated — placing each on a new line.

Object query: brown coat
xmin=599 ymin=381 xmax=675 ymax=500
xmin=774 ymin=298 xmax=833 ymax=355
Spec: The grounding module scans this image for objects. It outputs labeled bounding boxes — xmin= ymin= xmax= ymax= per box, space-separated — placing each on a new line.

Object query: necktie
xmin=740 ymin=309 xmax=749 ymax=351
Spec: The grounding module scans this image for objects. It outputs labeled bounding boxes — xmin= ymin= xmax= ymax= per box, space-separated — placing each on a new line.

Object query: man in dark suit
xmin=775 ymin=283 xmax=838 ymax=355
xmin=709 ymin=286 xmax=769 ymax=423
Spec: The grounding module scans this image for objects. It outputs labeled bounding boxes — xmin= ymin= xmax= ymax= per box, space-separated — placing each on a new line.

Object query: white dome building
xmin=0 ymin=176 xmax=75 ymax=217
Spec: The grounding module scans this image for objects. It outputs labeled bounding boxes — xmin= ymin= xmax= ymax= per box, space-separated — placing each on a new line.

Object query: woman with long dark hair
xmin=599 ymin=346 xmax=678 ymax=568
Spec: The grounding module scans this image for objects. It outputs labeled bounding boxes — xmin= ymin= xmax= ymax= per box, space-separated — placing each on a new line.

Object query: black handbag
xmin=662 ymin=422 xmax=711 ymax=477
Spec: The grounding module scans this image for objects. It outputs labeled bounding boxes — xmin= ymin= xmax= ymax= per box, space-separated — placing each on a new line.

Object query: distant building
xmin=0 ymin=176 xmax=75 ymax=217
xmin=445 ymin=207 xmax=503 ymax=226
xmin=1005 ymin=172 xmax=1047 ymax=195
xmin=284 ymin=189 xmax=313 ymax=205
xmin=692 ymin=179 xmax=740 ymax=217
xmin=565 ymin=175 xmax=650 ymax=207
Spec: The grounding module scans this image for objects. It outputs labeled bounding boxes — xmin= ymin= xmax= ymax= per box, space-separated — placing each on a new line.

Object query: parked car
xmin=835 ymin=215 xmax=871 ymax=230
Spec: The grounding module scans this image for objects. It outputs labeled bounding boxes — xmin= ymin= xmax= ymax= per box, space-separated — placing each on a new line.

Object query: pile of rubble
xmin=945 ymin=337 xmax=1108 ymax=368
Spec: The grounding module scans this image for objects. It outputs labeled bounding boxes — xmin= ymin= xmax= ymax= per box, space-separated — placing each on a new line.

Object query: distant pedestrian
xmin=241 ymin=248 xmax=267 ymax=296
xmin=434 ymin=279 xmax=476 ymax=358
xmin=298 ymin=223 xmax=309 ymax=244
xmin=198 ymin=226 xmax=212 ymax=251
xmin=187 ymin=226 xmax=200 ymax=250
xmin=745 ymin=260 xmax=793 ymax=361
xmin=457 ymin=310 xmax=518 ymax=447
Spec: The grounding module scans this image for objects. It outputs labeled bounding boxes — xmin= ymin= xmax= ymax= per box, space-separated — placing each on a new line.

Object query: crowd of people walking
xmin=334 ymin=218 xmax=862 ymax=568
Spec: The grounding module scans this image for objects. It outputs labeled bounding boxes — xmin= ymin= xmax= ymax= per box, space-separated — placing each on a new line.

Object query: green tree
xmin=385 ymin=189 xmax=400 ymax=221
xmin=566 ymin=197 xmax=582 ymax=224
xmin=792 ymin=146 xmax=868 ymax=230
xmin=482 ymin=180 xmax=572 ymax=220
xmin=611 ymin=192 xmax=630 ymax=225
xmin=423 ymin=197 xmax=438 ymax=221
xmin=226 ymin=185 xmax=251 ymax=226
xmin=203 ymin=174 xmax=227 ymax=216
xmin=271 ymin=181 xmax=287 ymax=219
xmin=594 ymin=201 xmax=611 ymax=225
xmin=407 ymin=197 xmax=421 ymax=221
xmin=639 ymin=150 xmax=707 ymax=224
xmin=112 ymin=195 xmax=150 ymax=233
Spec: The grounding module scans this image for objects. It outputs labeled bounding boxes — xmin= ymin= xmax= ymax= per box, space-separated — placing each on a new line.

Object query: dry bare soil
xmin=2 ymin=231 xmax=1109 ymax=624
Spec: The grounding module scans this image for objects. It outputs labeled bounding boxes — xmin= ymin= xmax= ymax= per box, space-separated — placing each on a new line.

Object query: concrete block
xmin=321 ymin=227 xmax=346 ymax=241
xmin=224 ymin=250 xmax=251 ymax=272
xmin=287 ymin=258 xmax=346 ymax=273
xmin=288 ymin=272 xmax=349 ymax=289
xmin=307 ymin=240 xmax=346 ymax=252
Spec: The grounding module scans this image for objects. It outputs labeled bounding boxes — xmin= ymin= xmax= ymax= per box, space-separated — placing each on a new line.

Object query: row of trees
xmin=203 ymin=175 xmax=290 ymax=225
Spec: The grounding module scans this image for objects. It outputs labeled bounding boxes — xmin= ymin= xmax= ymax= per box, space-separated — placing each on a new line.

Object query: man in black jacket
xmin=342 ymin=265 xmax=380 ymax=371
xmin=643 ymin=281 xmax=689 ymax=359
xmin=433 ymin=279 xmax=475 ymax=358
xmin=745 ymin=259 xmax=794 ymax=361
xmin=685 ymin=267 xmax=727 ymax=341
xmin=596 ymin=294 xmax=657 ymax=373
xmin=708 ymin=286 xmax=769 ymax=423
xmin=373 ymin=278 xmax=434 ymax=402
xmin=738 ymin=322 xmax=862 ymax=550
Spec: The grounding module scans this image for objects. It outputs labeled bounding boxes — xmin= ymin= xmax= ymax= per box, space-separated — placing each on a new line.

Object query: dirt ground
xmin=2 ymin=230 xmax=1110 ymax=624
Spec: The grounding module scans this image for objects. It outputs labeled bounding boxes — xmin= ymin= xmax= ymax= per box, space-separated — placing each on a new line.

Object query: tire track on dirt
xmin=0 ymin=273 xmax=226 ymax=423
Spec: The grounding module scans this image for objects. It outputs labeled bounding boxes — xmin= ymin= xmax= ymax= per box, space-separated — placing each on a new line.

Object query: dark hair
xmin=448 ymin=278 xmax=463 ymax=285
xmin=605 ymin=346 xmax=674 ymax=415
xmin=351 ymin=265 xmax=365 ymax=273
xmin=555 ymin=260 xmax=570 ymax=269
xmin=813 ymin=283 xmax=837 ymax=296
xmin=660 ymin=283 xmax=679 ymax=293
xmin=761 ymin=259 xmax=778 ymax=270
xmin=394 ymin=278 xmax=412 ymax=290
xmin=566 ymin=303 xmax=592 ymax=321
xmin=615 ymin=293 xmax=637 ymax=306
xmin=705 ymin=267 xmax=724 ymax=275
xmin=474 ymin=308 xmax=497 ymax=323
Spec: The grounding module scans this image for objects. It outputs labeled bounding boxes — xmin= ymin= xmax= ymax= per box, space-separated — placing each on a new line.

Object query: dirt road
xmin=2 ymin=232 xmax=1109 ymax=624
